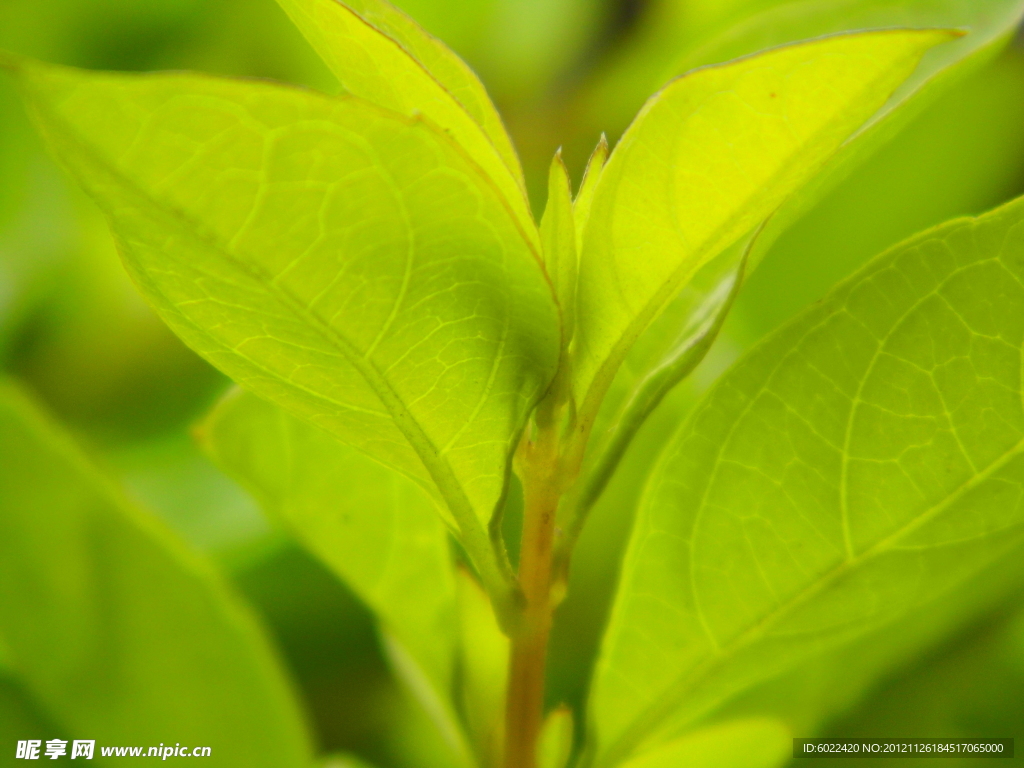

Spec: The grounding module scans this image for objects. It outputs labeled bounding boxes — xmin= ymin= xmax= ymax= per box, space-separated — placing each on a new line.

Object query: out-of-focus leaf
xmin=799 ymin=600 xmax=1024 ymax=766
xmin=469 ymin=0 xmax=606 ymax=104
xmin=387 ymin=0 xmax=496 ymax=61
xmin=321 ymin=757 xmax=378 ymax=768
xmin=201 ymin=388 xmax=471 ymax=766
xmin=540 ymin=151 xmax=576 ymax=348
xmin=617 ymin=718 xmax=791 ymax=768
xmin=592 ymin=195 xmax=1024 ymax=764
xmin=0 ymin=379 xmax=312 ymax=767
xmin=0 ymin=674 xmax=56 ymax=755
xmin=456 ymin=568 xmax=509 ymax=766
xmin=7 ymin=197 xmax=225 ymax=441
xmin=0 ymin=77 xmax=74 ymax=357
xmin=273 ymin=0 xmax=531 ymax=227
xmin=537 ymin=706 xmax=573 ymax=768
xmin=381 ymin=632 xmax=474 ymax=768
xmin=108 ymin=430 xmax=270 ymax=557
xmin=572 ymin=30 xmax=951 ymax=424
xmin=12 ymin=57 xmax=561 ymax=599
xmin=322 ymin=756 xmax=379 ymax=768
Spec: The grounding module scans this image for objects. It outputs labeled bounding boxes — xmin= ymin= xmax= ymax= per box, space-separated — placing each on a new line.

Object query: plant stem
xmin=505 ymin=413 xmax=562 ymax=768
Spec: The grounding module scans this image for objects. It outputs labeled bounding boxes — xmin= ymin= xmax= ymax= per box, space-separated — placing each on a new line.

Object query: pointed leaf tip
xmin=571 ymin=28 xmax=957 ymax=426
xmin=541 ymin=148 xmax=578 ymax=349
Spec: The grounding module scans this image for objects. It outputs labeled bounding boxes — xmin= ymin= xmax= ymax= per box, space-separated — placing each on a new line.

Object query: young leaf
xmin=591 ymin=195 xmax=1024 ymax=764
xmin=540 ymin=151 xmax=576 ymax=348
xmin=11 ymin=58 xmax=561 ymax=603
xmin=200 ymin=387 xmax=463 ymax=760
xmin=0 ymin=379 xmax=312 ymax=767
xmin=273 ymin=0 xmax=532 ymax=230
xmin=573 ymin=134 xmax=609 ymax=255
xmin=572 ymin=30 xmax=954 ymax=429
xmin=616 ymin=718 xmax=791 ymax=768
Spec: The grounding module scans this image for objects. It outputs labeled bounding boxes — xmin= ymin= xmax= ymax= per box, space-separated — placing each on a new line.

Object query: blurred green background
xmin=0 ymin=1 xmax=1022 ymax=766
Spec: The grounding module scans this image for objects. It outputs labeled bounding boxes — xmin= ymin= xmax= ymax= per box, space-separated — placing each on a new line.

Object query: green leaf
xmin=592 ymin=195 xmax=1024 ymax=764
xmin=714 ymin=523 xmax=1024 ymax=737
xmin=0 ymin=674 xmax=56 ymax=754
xmin=0 ymin=379 xmax=312 ymax=767
xmin=12 ymin=57 xmax=560 ymax=605
xmin=572 ymin=30 xmax=953 ymax=431
xmin=382 ymin=631 xmax=475 ymax=768
xmin=537 ymin=706 xmax=574 ymax=768
xmin=322 ymin=756 xmax=379 ymax=768
xmin=572 ymin=134 xmax=608 ymax=255
xmin=616 ymin=718 xmax=790 ymax=768
xmin=274 ymin=0 xmax=531 ymax=225
xmin=456 ymin=568 xmax=509 ymax=766
xmin=678 ymin=0 xmax=1024 ymax=272
xmin=199 ymin=387 xmax=467 ymax=762
xmin=540 ymin=151 xmax=576 ymax=348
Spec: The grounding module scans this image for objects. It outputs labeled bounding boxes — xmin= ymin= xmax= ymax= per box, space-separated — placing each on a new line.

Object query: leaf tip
xmin=551 ymin=145 xmax=569 ymax=172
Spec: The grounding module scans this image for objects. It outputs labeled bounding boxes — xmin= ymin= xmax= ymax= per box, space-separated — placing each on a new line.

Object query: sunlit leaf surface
xmin=592 ymin=195 xmax=1024 ymax=764
xmin=572 ymin=30 xmax=952 ymax=421
xmin=275 ymin=0 xmax=532 ymax=230
xmin=15 ymin=59 xmax=560 ymax=546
